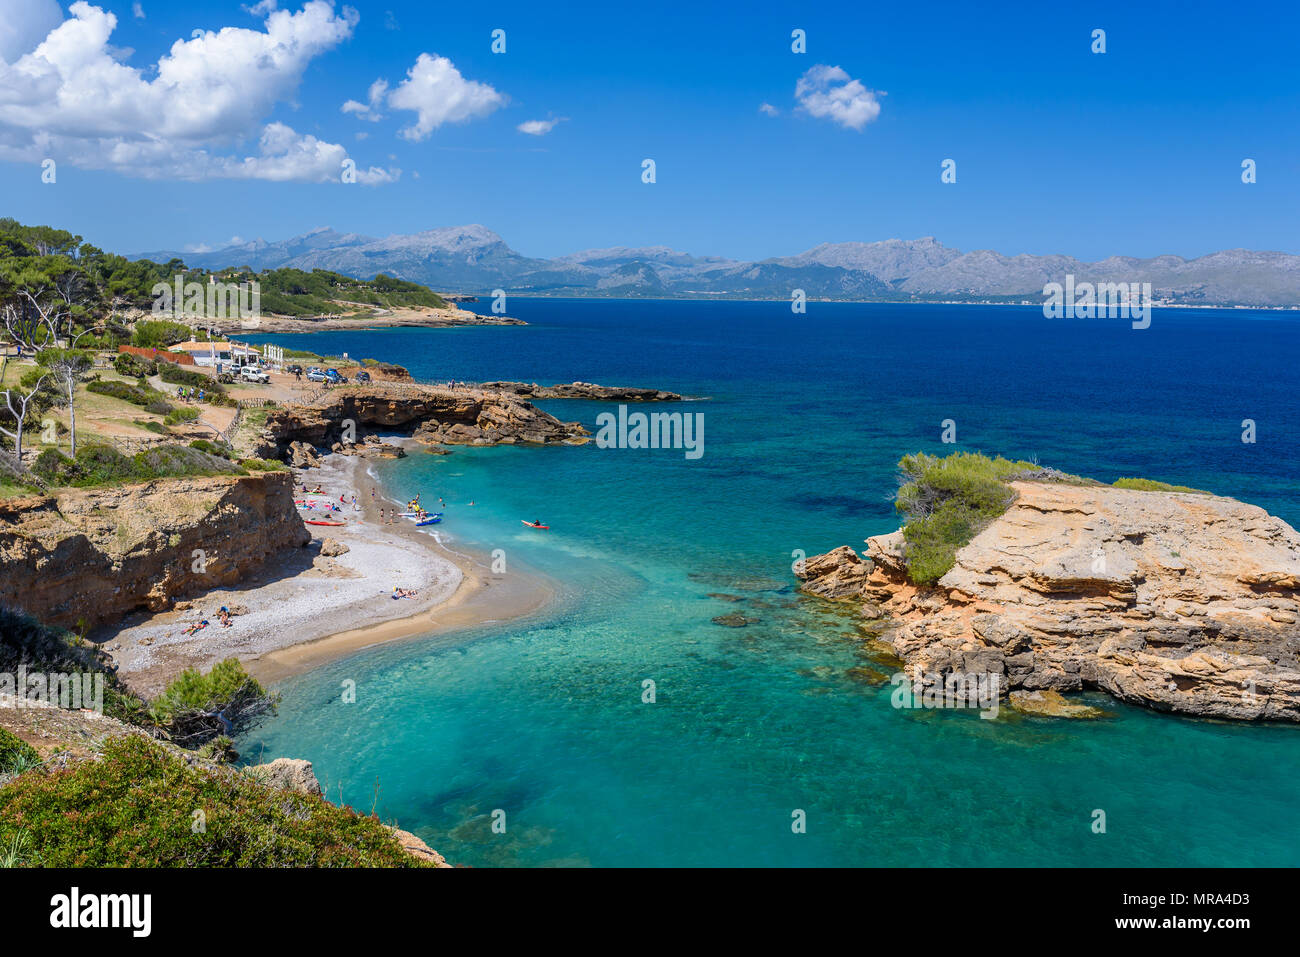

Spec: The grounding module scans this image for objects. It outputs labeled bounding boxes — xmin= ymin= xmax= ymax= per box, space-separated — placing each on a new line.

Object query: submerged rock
xmin=1009 ymin=690 xmax=1108 ymax=719
xmin=846 ymin=665 xmax=891 ymax=686
xmin=712 ymin=613 xmax=761 ymax=628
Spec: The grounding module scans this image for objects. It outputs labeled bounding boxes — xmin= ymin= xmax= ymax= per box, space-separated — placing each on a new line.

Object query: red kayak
xmin=521 ymin=520 xmax=549 ymax=530
xmin=305 ymin=519 xmax=346 ymax=526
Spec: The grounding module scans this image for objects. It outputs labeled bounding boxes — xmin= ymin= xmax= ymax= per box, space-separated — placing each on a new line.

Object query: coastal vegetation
xmin=895 ymin=452 xmax=1045 ymax=585
xmin=893 ymin=452 xmax=1205 ymax=585
xmin=0 ymin=608 xmax=426 ymax=867
xmin=0 ymin=735 xmax=424 ymax=867
xmin=0 ymin=729 xmax=39 ymax=775
xmin=253 ymin=267 xmax=445 ymax=316
xmin=30 ymin=442 xmax=245 ymax=489
xmin=0 ymin=218 xmax=445 ymax=321
xmin=1112 ymin=476 xmax=1208 ymax=494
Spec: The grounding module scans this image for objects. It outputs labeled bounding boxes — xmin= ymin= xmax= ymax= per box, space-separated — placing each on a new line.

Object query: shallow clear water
xmin=240 ymin=301 xmax=1300 ymax=866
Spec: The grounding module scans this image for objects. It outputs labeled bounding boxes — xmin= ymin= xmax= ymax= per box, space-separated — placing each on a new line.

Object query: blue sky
xmin=1 ymin=0 xmax=1297 ymax=262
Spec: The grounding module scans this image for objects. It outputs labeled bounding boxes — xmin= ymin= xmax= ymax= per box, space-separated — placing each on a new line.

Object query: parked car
xmin=324 ymin=368 xmax=347 ymax=384
xmin=239 ymin=365 xmax=270 ymax=384
xmin=286 ymin=364 xmax=303 ymax=375
xmin=354 ymin=370 xmax=371 ymax=383
xmin=305 ymin=369 xmax=328 ymax=383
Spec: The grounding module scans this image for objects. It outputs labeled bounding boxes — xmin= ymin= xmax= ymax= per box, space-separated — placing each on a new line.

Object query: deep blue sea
xmin=240 ymin=300 xmax=1300 ymax=867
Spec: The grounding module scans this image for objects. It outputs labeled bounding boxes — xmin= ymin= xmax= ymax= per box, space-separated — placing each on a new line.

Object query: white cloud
xmin=131 ymin=2 xmax=144 ymax=18
xmin=0 ymin=0 xmax=62 ymax=62
xmin=758 ymin=102 xmax=779 ymax=117
xmin=794 ymin=64 xmax=882 ymax=131
xmin=516 ymin=116 xmax=565 ymax=136
xmin=381 ymin=53 xmax=506 ymax=141
xmin=0 ymin=1 xmax=396 ymax=183
xmin=341 ymin=77 xmax=387 ymax=121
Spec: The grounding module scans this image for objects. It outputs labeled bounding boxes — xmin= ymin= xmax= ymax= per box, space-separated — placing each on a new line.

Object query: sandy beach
xmin=105 ymin=453 xmax=554 ymax=695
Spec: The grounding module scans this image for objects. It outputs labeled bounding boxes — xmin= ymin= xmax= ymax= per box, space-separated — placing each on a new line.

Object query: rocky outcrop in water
xmin=482 ymin=381 xmax=683 ymax=401
xmin=798 ymin=482 xmax=1300 ymax=721
xmin=0 ymin=471 xmax=308 ymax=630
xmin=258 ymin=385 xmax=589 ymax=459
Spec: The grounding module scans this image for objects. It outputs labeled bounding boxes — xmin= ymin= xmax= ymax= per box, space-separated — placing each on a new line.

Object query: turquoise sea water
xmin=241 ymin=301 xmax=1300 ymax=867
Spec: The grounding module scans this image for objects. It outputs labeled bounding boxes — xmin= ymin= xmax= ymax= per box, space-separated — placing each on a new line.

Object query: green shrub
xmin=0 ymin=735 xmax=424 ymax=867
xmin=189 ymin=439 xmax=233 ymax=459
xmin=158 ymin=362 xmax=225 ymax=392
xmin=148 ymin=658 xmax=276 ymax=749
xmin=131 ymin=319 xmax=193 ymax=349
xmin=113 ymin=352 xmax=156 ymax=378
xmin=31 ymin=443 xmax=241 ymax=488
xmin=240 ymin=457 xmax=285 ymax=471
xmin=72 ymin=444 xmax=140 ymax=484
xmin=132 ymin=444 xmax=241 ymax=479
xmin=31 ymin=449 xmax=82 ymax=485
xmin=1113 ymin=477 xmax=1208 ymax=495
xmin=163 ymin=405 xmax=200 ymax=425
xmin=0 ymin=728 xmax=39 ymax=774
xmin=894 ymin=452 xmax=1039 ymax=585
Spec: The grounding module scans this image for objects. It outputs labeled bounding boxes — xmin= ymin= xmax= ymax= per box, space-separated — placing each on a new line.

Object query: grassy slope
xmin=0 ymin=736 xmax=426 ymax=867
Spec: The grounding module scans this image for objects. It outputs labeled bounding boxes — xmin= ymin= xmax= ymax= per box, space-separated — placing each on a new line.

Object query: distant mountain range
xmin=136 ymin=227 xmax=1300 ymax=306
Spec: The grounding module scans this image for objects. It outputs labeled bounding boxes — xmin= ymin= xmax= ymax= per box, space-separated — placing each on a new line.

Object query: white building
xmin=167 ymin=340 xmax=262 ymax=369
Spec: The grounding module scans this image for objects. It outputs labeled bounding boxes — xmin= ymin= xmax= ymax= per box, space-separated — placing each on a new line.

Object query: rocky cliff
xmin=258 ymin=384 xmax=590 ymax=459
xmin=0 ymin=471 xmax=309 ymax=630
xmin=798 ymin=481 xmax=1300 ymax=721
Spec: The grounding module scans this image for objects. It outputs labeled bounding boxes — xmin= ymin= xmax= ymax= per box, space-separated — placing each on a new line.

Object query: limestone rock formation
xmin=387 ymin=826 xmax=451 ymax=867
xmin=799 ymin=481 xmax=1300 ymax=721
xmin=795 ymin=545 xmax=871 ymax=599
xmin=319 ymin=538 xmax=349 ymax=557
xmin=287 ymin=440 xmax=322 ymax=468
xmin=260 ymin=384 xmax=589 ymax=460
xmin=248 ymin=757 xmax=325 ymax=797
xmin=0 ymin=471 xmax=309 ymax=630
